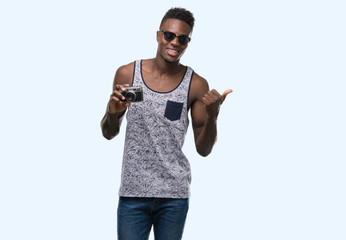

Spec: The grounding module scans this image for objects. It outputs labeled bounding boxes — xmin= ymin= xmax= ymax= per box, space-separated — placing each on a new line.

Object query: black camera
xmin=121 ymin=86 xmax=143 ymax=102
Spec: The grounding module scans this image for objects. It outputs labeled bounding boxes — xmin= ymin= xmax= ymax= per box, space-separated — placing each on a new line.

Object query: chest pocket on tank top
xmin=164 ymin=100 xmax=184 ymax=121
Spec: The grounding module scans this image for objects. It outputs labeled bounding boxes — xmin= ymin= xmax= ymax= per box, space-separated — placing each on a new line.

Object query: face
xmin=156 ymin=18 xmax=192 ymax=64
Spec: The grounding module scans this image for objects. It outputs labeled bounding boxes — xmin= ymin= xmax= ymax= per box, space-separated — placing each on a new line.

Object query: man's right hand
xmin=108 ymin=84 xmax=131 ymax=114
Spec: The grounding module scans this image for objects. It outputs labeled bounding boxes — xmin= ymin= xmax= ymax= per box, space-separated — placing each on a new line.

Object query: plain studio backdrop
xmin=0 ymin=0 xmax=345 ymax=239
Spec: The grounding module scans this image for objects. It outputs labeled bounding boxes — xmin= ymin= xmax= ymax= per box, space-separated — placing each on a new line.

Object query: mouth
xmin=167 ymin=48 xmax=180 ymax=57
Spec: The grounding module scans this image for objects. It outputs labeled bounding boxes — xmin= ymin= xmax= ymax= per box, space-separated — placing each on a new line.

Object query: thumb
xmin=221 ymin=89 xmax=233 ymax=103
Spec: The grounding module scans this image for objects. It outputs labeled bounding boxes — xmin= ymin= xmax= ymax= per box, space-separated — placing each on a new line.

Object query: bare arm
xmin=190 ymin=75 xmax=232 ymax=156
xmin=100 ymin=63 xmax=134 ymax=140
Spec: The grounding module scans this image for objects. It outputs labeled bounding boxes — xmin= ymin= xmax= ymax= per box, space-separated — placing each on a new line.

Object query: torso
xmin=118 ymin=59 xmax=193 ymax=198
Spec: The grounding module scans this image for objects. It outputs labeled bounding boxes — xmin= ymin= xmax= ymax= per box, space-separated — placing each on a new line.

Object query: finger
xmin=208 ymin=89 xmax=222 ymax=101
xmin=115 ymin=85 xmax=126 ymax=92
xmin=111 ymin=96 xmax=131 ymax=109
xmin=221 ymin=89 xmax=233 ymax=103
xmin=204 ymin=90 xmax=220 ymax=102
xmin=121 ymin=84 xmax=130 ymax=91
xmin=115 ymin=84 xmax=130 ymax=92
xmin=202 ymin=96 xmax=210 ymax=105
xmin=210 ymin=89 xmax=221 ymax=97
xmin=111 ymin=96 xmax=121 ymax=102
xmin=111 ymin=91 xmax=126 ymax=101
xmin=222 ymin=89 xmax=233 ymax=96
xmin=203 ymin=93 xmax=216 ymax=105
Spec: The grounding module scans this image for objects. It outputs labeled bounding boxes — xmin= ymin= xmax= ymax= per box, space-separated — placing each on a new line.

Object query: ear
xmin=156 ymin=31 xmax=160 ymax=42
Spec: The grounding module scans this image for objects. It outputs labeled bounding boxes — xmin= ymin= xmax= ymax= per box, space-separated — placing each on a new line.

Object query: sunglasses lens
xmin=163 ymin=31 xmax=176 ymax=42
xmin=178 ymin=36 xmax=189 ymax=45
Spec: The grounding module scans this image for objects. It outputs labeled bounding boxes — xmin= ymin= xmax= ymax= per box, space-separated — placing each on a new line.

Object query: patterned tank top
xmin=119 ymin=60 xmax=194 ymax=198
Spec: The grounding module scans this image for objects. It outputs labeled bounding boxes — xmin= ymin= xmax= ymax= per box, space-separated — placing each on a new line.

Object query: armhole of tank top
xmin=186 ymin=70 xmax=194 ymax=111
xmin=130 ymin=60 xmax=138 ymax=87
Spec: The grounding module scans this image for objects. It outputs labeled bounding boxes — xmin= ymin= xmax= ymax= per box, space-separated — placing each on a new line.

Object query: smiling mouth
xmin=167 ymin=48 xmax=180 ymax=56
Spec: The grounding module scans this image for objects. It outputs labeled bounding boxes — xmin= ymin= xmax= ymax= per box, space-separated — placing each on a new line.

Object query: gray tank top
xmin=119 ymin=60 xmax=194 ymax=198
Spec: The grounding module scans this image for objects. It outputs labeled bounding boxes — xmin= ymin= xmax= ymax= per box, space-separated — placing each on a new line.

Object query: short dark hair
xmin=160 ymin=7 xmax=195 ymax=30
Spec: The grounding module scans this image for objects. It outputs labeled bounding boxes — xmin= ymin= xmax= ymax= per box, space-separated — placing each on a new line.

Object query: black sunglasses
xmin=159 ymin=30 xmax=191 ymax=46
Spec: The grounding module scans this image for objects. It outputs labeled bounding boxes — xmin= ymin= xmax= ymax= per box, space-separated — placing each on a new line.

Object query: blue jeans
xmin=117 ymin=197 xmax=189 ymax=240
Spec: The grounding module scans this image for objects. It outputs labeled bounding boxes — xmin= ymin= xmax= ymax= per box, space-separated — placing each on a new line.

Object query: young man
xmin=101 ymin=7 xmax=232 ymax=240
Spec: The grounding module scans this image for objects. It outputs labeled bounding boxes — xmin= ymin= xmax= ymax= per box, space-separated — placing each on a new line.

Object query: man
xmin=101 ymin=7 xmax=232 ymax=240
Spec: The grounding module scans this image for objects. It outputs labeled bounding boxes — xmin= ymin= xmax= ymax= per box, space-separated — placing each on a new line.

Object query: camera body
xmin=121 ymin=86 xmax=143 ymax=102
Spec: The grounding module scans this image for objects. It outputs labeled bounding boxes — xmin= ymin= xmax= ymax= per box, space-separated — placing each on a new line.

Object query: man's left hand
xmin=202 ymin=89 xmax=233 ymax=119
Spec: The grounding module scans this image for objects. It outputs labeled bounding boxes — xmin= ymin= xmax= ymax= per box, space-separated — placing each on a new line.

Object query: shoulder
xmin=113 ymin=62 xmax=136 ymax=88
xmin=115 ymin=62 xmax=135 ymax=81
xmin=189 ymin=71 xmax=209 ymax=104
xmin=191 ymin=72 xmax=209 ymax=90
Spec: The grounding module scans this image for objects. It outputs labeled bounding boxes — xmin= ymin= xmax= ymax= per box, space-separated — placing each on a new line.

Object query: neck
xmin=153 ymin=55 xmax=183 ymax=75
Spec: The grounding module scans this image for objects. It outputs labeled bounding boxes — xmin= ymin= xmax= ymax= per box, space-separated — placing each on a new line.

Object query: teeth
xmin=168 ymin=49 xmax=179 ymax=56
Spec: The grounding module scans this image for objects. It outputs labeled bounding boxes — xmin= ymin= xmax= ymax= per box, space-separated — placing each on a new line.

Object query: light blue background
xmin=1 ymin=0 xmax=345 ymax=239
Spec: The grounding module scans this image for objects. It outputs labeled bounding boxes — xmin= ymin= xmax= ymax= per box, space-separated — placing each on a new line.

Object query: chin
xmin=164 ymin=58 xmax=177 ymax=64
xmin=164 ymin=55 xmax=182 ymax=64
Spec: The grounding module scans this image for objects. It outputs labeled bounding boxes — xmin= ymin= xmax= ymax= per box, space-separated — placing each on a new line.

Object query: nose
xmin=170 ymin=36 xmax=180 ymax=46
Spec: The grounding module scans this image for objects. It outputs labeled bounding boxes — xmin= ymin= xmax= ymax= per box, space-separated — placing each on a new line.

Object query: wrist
xmin=107 ymin=109 xmax=126 ymax=119
xmin=107 ymin=104 xmax=117 ymax=114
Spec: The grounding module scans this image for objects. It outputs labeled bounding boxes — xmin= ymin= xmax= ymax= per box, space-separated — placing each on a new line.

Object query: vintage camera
xmin=121 ymin=86 xmax=143 ymax=102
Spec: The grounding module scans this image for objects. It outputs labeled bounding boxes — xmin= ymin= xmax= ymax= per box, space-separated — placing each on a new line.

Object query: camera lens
xmin=125 ymin=92 xmax=136 ymax=102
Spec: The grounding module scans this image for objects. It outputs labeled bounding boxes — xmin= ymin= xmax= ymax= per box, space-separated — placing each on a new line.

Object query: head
xmin=156 ymin=8 xmax=195 ymax=63
xmin=159 ymin=7 xmax=195 ymax=31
